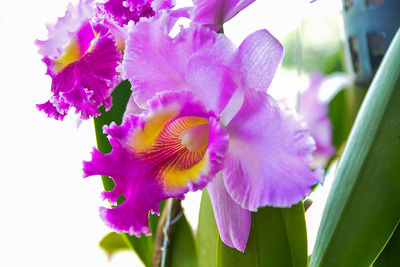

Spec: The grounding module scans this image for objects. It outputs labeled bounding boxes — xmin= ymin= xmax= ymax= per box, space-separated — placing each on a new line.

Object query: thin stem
xmin=160 ymin=198 xmax=173 ymax=267
xmin=152 ymin=199 xmax=182 ymax=267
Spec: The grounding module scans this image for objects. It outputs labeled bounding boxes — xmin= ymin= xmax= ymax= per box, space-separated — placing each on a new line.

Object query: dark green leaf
xmin=327 ymin=87 xmax=354 ymax=150
xmin=197 ymin=191 xmax=308 ymax=267
xmin=374 ymin=223 xmax=400 ymax=266
xmin=167 ymin=213 xmax=198 ymax=267
xmin=99 ymin=232 xmax=129 ymax=259
xmin=310 ymin=29 xmax=400 ymax=267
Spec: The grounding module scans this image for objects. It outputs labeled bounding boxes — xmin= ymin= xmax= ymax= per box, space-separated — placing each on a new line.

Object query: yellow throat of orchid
xmin=131 ymin=107 xmax=210 ymax=192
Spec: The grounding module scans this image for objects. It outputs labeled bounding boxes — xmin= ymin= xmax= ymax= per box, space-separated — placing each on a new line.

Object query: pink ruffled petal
xmin=84 ymin=144 xmax=162 ymax=236
xmin=224 ymin=89 xmax=323 ymax=210
xmin=239 ymin=29 xmax=283 ymax=92
xmin=36 ymin=0 xmax=96 ymax=59
xmin=100 ymin=0 xmax=174 ymax=26
xmin=83 ymin=91 xmax=228 ymax=235
xmin=207 ymin=172 xmax=251 ymax=252
xmin=36 ymin=100 xmax=67 ymax=120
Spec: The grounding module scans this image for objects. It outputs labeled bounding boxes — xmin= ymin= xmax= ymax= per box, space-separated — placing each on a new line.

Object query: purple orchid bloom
xmin=36 ymin=0 xmax=122 ymax=120
xmin=299 ymin=72 xmax=335 ymax=167
xmin=83 ymin=13 xmax=322 ymax=252
xmin=99 ymin=0 xmax=174 ymax=26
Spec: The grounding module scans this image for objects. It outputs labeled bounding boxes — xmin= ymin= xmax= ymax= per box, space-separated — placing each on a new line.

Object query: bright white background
xmin=0 ymin=0 xmax=341 ymax=266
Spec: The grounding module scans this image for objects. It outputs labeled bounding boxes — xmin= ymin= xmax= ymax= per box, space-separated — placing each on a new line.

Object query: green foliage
xmin=374 ymin=223 xmax=400 ymax=266
xmin=99 ymin=232 xmax=129 ymax=259
xmin=93 ymin=80 xmax=132 ymax=191
xmin=167 ymin=214 xmax=198 ymax=267
xmin=327 ymin=87 xmax=354 ymax=150
xmin=197 ymin=190 xmax=219 ymax=267
xmin=310 ymin=29 xmax=400 ymax=267
xmin=197 ymin=191 xmax=308 ymax=267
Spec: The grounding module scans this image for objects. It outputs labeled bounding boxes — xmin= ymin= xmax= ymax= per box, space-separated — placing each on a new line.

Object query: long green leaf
xmin=310 ymin=29 xmax=400 ymax=267
xmin=197 ymin=191 xmax=308 ymax=267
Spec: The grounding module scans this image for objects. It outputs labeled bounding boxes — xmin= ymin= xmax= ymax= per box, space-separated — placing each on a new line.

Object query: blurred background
xmin=0 ymin=0 xmax=348 ymax=266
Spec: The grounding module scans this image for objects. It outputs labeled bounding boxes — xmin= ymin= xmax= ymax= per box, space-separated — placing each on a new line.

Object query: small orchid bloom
xmin=99 ymin=0 xmax=174 ymax=26
xmin=37 ymin=0 xmax=122 ymax=120
xmin=191 ymin=0 xmax=256 ymax=26
xmin=84 ymin=13 xmax=322 ymax=252
xmin=299 ymin=72 xmax=335 ymax=167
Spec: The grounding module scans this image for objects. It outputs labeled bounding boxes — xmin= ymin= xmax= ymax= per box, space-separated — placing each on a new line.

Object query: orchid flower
xmin=100 ymin=0 xmax=256 ymax=28
xmin=299 ymin=72 xmax=335 ymax=167
xmin=83 ymin=13 xmax=322 ymax=252
xmin=36 ymin=0 xmax=122 ymax=120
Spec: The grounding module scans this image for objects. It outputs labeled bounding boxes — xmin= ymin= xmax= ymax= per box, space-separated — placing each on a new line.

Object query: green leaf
xmin=327 ymin=87 xmax=355 ymax=150
xmin=310 ymin=29 xmax=400 ymax=267
xmin=217 ymin=203 xmax=308 ymax=267
xmin=99 ymin=232 xmax=129 ymax=259
xmin=197 ymin=191 xmax=308 ymax=267
xmin=167 ymin=213 xmax=198 ymax=267
xmin=197 ymin=190 xmax=219 ymax=267
xmin=373 ymin=223 xmax=400 ymax=266
xmin=122 ymin=233 xmax=153 ymax=266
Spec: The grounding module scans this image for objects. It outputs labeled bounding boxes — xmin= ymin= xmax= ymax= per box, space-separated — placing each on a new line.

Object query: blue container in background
xmin=342 ymin=0 xmax=400 ymax=86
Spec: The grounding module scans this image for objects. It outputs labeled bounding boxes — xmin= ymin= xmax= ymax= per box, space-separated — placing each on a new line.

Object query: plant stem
xmin=152 ymin=199 xmax=182 ymax=267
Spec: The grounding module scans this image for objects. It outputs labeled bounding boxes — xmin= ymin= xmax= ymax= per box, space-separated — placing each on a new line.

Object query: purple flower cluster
xmin=38 ymin=0 xmax=328 ymax=252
